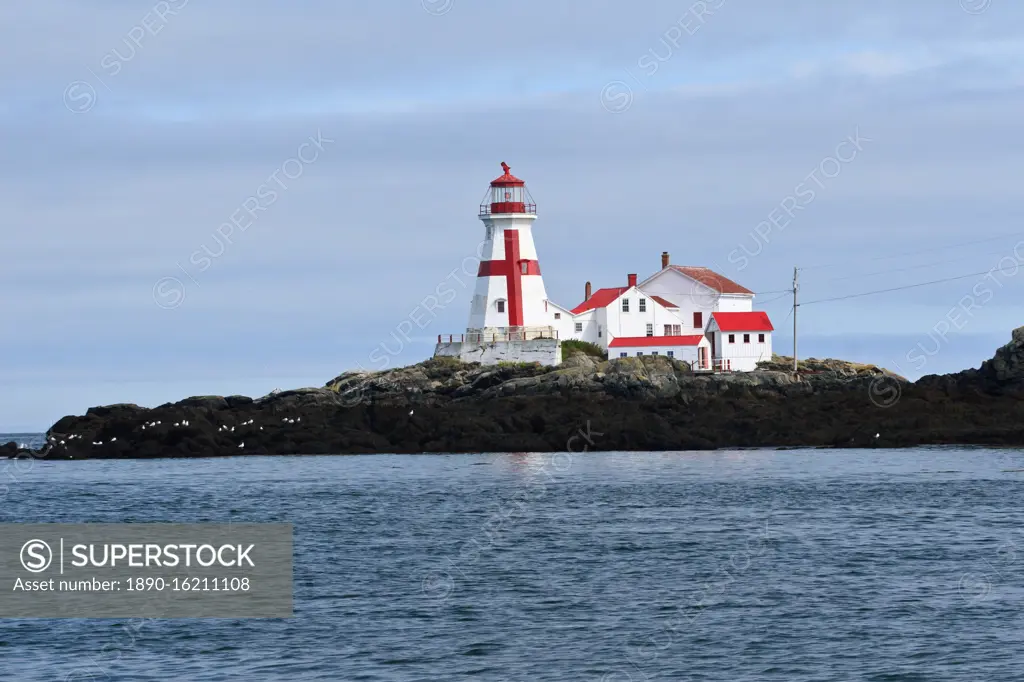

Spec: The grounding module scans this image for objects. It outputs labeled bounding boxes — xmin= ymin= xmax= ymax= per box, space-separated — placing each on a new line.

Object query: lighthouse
xmin=468 ymin=162 xmax=551 ymax=334
xmin=434 ymin=163 xmax=562 ymax=366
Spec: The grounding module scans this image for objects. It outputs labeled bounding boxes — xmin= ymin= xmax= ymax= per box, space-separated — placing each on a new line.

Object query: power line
xmin=807 ymin=249 xmax=1019 ymax=284
xmin=800 ymin=266 xmax=1013 ymax=306
xmin=800 ymin=230 xmax=1024 ymax=271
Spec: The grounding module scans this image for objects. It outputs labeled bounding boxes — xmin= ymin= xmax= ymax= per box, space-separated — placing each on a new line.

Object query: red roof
xmin=609 ymin=335 xmax=705 ymax=348
xmin=711 ymin=311 xmax=774 ymax=332
xmin=571 ymin=289 xmax=679 ymax=314
xmin=571 ymin=287 xmax=627 ymax=314
xmin=490 ymin=161 xmax=525 ymax=187
xmin=670 ymin=266 xmax=754 ymax=295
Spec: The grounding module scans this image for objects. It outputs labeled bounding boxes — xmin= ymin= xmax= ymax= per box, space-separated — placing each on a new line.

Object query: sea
xmin=2 ymin=436 xmax=1024 ymax=681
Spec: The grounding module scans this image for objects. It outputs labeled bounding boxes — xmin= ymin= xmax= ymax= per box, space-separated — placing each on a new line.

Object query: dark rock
xmin=24 ymin=327 xmax=1024 ymax=459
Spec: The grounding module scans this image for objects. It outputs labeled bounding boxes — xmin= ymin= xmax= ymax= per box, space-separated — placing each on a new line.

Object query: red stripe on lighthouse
xmin=476 ymin=230 xmax=537 ymax=327
xmin=504 ymin=230 xmax=524 ymax=326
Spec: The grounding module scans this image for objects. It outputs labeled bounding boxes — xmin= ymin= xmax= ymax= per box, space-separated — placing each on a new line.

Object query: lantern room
xmin=479 ymin=162 xmax=537 ymax=216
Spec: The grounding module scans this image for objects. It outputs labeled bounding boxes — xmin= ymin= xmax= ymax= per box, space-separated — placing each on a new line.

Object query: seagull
xmin=409 ymin=410 xmax=414 ymax=416
xmin=230 ymin=426 xmax=235 ymax=432
xmin=259 ymin=426 xmax=263 ymax=430
xmin=141 ymin=425 xmax=147 ymax=430
xmin=288 ymin=419 xmax=295 ymax=424
xmin=875 ymin=433 xmax=880 ymax=439
xmin=110 ymin=437 xmax=117 ymax=442
xmin=59 ymin=440 xmax=65 ymax=445
xmin=174 ymin=422 xmax=180 ymax=427
xmin=238 ymin=442 xmax=245 ymax=449
xmin=296 ymin=417 xmax=301 ymax=423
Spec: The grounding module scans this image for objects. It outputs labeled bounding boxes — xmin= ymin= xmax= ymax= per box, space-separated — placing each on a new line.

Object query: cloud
xmin=2 ymin=0 xmax=1023 ymax=429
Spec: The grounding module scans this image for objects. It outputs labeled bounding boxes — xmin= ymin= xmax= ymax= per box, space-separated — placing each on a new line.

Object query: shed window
xmin=619 ymin=352 xmax=627 ymax=358
xmin=667 ymin=351 xmax=675 ymax=358
xmin=758 ymin=333 xmax=765 ymax=343
xmin=651 ymin=351 xmax=659 ymax=356
xmin=728 ymin=334 xmax=735 ymax=343
xmin=636 ymin=352 xmax=643 ymax=357
xmin=639 ymin=298 xmax=647 ymax=312
xmin=743 ymin=334 xmax=750 ymax=343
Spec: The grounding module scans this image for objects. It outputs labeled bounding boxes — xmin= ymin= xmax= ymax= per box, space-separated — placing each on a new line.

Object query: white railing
xmin=438 ymin=327 xmax=559 ymax=344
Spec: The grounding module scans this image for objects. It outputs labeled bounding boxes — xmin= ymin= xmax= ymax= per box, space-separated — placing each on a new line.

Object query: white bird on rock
xmin=110 ymin=437 xmax=117 ymax=442
xmin=238 ymin=442 xmax=245 ymax=449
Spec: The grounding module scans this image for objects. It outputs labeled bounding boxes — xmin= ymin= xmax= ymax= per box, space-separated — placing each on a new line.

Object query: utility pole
xmin=793 ymin=266 xmax=799 ymax=374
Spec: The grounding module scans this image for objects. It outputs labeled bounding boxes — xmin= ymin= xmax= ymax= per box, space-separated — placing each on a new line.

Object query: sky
xmin=2 ymin=0 xmax=1024 ymax=431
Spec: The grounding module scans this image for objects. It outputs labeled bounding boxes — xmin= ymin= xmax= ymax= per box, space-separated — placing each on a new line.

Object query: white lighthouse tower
xmin=435 ymin=163 xmax=562 ymax=366
xmin=468 ymin=162 xmax=551 ymax=335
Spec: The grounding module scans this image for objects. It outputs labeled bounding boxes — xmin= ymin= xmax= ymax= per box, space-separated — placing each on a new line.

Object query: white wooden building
xmin=705 ymin=311 xmax=774 ymax=371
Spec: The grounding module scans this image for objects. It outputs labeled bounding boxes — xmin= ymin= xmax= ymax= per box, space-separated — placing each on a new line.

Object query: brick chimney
xmin=661 ymin=251 xmax=670 ymax=269
xmin=627 ymin=273 xmax=637 ymax=288
xmin=585 ymin=281 xmax=592 ymax=300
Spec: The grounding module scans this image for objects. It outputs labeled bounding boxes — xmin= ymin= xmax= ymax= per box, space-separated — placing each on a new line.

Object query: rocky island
xmin=6 ymin=328 xmax=1024 ymax=459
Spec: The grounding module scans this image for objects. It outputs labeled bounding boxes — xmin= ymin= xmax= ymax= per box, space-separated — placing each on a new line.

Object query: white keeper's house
xmin=434 ymin=164 xmax=775 ymax=371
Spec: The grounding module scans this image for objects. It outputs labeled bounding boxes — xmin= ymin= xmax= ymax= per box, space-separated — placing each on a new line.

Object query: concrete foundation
xmin=434 ymin=339 xmax=561 ymax=366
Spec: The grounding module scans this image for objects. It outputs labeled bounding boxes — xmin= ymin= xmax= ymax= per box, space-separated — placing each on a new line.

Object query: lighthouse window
xmin=646 ymin=324 xmax=653 ymax=337
xmin=497 ymin=300 xmax=505 ymax=313
xmin=622 ymin=299 xmax=629 ymax=313
xmin=521 ymin=262 xmax=528 ymax=275
xmin=693 ymin=312 xmax=703 ymax=328
xmin=639 ymin=298 xmax=647 ymax=312
xmin=574 ymin=322 xmax=583 ymax=333
xmin=486 ymin=224 xmax=493 ymax=240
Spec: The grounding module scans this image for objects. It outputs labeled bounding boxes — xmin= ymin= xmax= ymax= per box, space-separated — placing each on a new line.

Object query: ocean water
xmin=2 ymin=443 xmax=1024 ymax=681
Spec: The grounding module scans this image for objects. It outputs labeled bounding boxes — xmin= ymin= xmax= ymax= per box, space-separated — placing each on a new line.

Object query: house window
xmin=639 ymin=298 xmax=647 ymax=312
xmin=672 ymin=324 xmax=681 ymax=336
xmin=664 ymin=324 xmax=673 ymax=336
xmin=646 ymin=323 xmax=653 ymax=337
xmin=521 ymin=262 xmax=528 ymax=275
xmin=728 ymin=334 xmax=735 ymax=343
xmin=622 ymin=298 xmax=629 ymax=313
xmin=636 ymin=352 xmax=643 ymax=356
xmin=619 ymin=352 xmax=627 ymax=358
xmin=554 ymin=313 xmax=561 ymax=320
xmin=497 ymin=300 xmax=505 ymax=313
xmin=651 ymin=351 xmax=659 ymax=356
xmin=758 ymin=333 xmax=765 ymax=343
xmin=693 ymin=312 xmax=703 ymax=328
xmin=667 ymin=351 xmax=674 ymax=358
xmin=574 ymin=322 xmax=583 ymax=333
xmin=744 ymin=334 xmax=750 ymax=343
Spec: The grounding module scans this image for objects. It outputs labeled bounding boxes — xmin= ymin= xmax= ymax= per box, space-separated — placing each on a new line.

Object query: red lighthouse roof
xmin=490 ymin=161 xmax=525 ymax=187
xmin=480 ymin=162 xmax=536 ymax=216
